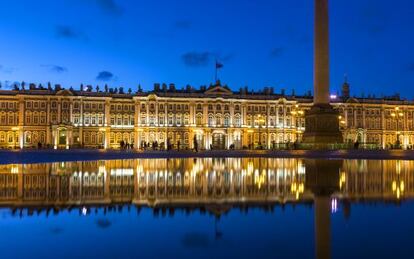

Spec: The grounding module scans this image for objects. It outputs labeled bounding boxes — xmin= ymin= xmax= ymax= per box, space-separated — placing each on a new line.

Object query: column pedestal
xmin=303 ymin=104 xmax=342 ymax=148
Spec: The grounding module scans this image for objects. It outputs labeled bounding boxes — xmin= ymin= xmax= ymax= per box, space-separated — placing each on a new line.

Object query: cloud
xmin=408 ymin=63 xmax=414 ymax=72
xmin=41 ymin=65 xmax=68 ymax=73
xmin=174 ymin=20 xmax=192 ymax=30
xmin=273 ymin=25 xmax=311 ymax=46
xmin=181 ymin=232 xmax=210 ymax=248
xmin=55 ymin=25 xmax=86 ymax=40
xmin=182 ymin=51 xmax=234 ymax=67
xmin=360 ymin=4 xmax=388 ymax=35
xmin=95 ymin=218 xmax=112 ymax=229
xmin=0 ymin=65 xmax=14 ymax=74
xmin=50 ymin=227 xmax=64 ymax=234
xmin=182 ymin=52 xmax=211 ymax=67
xmin=96 ymin=71 xmax=115 ymax=81
xmin=270 ymin=47 xmax=284 ymax=58
xmin=95 ymin=0 xmax=123 ymax=16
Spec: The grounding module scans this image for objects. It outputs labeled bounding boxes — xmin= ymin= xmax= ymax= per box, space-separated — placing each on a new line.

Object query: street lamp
xmin=391 ymin=107 xmax=404 ymax=148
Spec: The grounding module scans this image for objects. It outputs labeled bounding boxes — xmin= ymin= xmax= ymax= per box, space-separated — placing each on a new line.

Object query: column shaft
xmin=314 ymin=0 xmax=330 ymax=105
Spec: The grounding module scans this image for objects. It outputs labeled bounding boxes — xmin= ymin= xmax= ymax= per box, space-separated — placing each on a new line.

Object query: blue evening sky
xmin=0 ymin=0 xmax=413 ymax=98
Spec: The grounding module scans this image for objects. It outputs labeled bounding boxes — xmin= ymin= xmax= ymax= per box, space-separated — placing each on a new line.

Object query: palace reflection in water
xmin=0 ymin=158 xmax=412 ymax=206
xmin=1 ymin=158 xmax=413 ymax=259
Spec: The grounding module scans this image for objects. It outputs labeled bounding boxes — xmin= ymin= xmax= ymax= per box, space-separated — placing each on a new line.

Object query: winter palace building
xmin=0 ymin=80 xmax=413 ymax=150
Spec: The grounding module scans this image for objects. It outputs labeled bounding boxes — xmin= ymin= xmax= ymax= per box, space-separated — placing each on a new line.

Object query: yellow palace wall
xmin=1 ymin=85 xmax=414 ymax=150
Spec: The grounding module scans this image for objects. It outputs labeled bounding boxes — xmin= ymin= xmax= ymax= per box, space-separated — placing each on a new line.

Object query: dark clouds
xmin=181 ymin=232 xmax=210 ymax=248
xmin=182 ymin=52 xmax=211 ymax=67
xmin=95 ymin=0 xmax=123 ymax=16
xmin=273 ymin=25 xmax=311 ymax=46
xmin=270 ymin=47 xmax=285 ymax=58
xmin=360 ymin=3 xmax=389 ymax=35
xmin=55 ymin=25 xmax=86 ymax=40
xmin=182 ymin=52 xmax=234 ymax=67
xmin=50 ymin=227 xmax=64 ymax=234
xmin=41 ymin=65 xmax=67 ymax=73
xmin=174 ymin=20 xmax=192 ymax=30
xmin=95 ymin=218 xmax=112 ymax=229
xmin=96 ymin=71 xmax=115 ymax=81
xmin=408 ymin=63 xmax=414 ymax=72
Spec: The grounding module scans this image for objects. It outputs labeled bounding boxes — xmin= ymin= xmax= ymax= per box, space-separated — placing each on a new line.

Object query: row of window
xmin=25 ymin=101 xmax=48 ymax=110
xmin=345 ymin=109 xmax=414 ymax=118
xmin=0 ymin=131 xmax=18 ymax=143
xmin=75 ymin=102 xmax=105 ymax=111
xmin=111 ymin=104 xmax=134 ymax=112
xmin=0 ymin=102 xmax=17 ymax=110
xmin=0 ymin=113 xmax=18 ymax=125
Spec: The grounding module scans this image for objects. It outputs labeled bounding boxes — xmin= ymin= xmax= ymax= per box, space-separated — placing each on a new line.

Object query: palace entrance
xmin=58 ymin=129 xmax=67 ymax=147
xmin=212 ymin=133 xmax=226 ymax=149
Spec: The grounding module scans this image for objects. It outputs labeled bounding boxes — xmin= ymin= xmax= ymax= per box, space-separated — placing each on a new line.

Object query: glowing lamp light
xmin=331 ymin=198 xmax=338 ymax=213
xmin=330 ymin=94 xmax=337 ymax=100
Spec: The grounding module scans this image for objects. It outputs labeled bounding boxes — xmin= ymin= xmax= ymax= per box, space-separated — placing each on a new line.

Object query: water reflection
xmin=0 ymin=158 xmax=412 ymax=207
xmin=0 ymin=158 xmax=413 ymax=259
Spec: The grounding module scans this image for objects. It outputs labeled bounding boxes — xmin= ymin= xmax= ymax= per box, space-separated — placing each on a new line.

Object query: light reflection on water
xmin=0 ymin=158 xmax=413 ymax=259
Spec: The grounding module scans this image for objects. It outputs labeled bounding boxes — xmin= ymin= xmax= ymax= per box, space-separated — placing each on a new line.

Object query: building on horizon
xmin=0 ymin=80 xmax=412 ymax=150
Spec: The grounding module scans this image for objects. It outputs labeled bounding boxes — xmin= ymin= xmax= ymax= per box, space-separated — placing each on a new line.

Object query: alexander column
xmin=303 ymin=0 xmax=343 ymax=146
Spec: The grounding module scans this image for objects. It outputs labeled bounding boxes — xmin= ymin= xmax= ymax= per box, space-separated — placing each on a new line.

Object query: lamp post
xmin=391 ymin=107 xmax=404 ymax=148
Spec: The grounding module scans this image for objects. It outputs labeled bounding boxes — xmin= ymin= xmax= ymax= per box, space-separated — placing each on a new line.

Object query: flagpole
xmin=215 ymin=60 xmax=218 ymax=82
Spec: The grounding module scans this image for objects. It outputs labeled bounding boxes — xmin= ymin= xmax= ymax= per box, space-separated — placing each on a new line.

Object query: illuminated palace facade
xmin=0 ymin=81 xmax=413 ymax=149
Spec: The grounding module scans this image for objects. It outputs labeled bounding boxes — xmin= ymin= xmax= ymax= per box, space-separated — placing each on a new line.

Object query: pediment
xmin=346 ymin=98 xmax=359 ymax=104
xmin=205 ymin=86 xmax=233 ymax=95
xmin=56 ymin=89 xmax=74 ymax=96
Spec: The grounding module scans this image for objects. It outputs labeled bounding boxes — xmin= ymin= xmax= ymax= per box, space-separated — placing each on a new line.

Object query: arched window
xmin=234 ymin=114 xmax=241 ymax=127
xmin=8 ymin=113 xmax=14 ymax=125
xmin=25 ymin=131 xmax=32 ymax=144
xmin=91 ymin=133 xmax=96 ymax=144
xmin=208 ymin=114 xmax=214 ymax=126
xmin=216 ymin=114 xmax=222 ymax=126
xmin=196 ymin=113 xmax=203 ymax=125
xmin=140 ymin=114 xmax=146 ymax=125
xmin=247 ymin=115 xmax=252 ymax=126
xmin=91 ymin=113 xmax=96 ymax=125
xmin=176 ymin=114 xmax=182 ymax=126
xmin=40 ymin=132 xmax=45 ymax=143
xmin=184 ymin=113 xmax=189 ymax=125
xmin=168 ymin=114 xmax=173 ymax=125
xmin=159 ymin=113 xmax=164 ymax=125
xmin=224 ymin=115 xmax=230 ymax=127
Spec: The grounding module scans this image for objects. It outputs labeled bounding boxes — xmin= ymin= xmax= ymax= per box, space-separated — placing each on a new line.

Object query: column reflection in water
xmin=305 ymin=159 xmax=341 ymax=259
xmin=1 ymin=158 xmax=414 ymax=258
